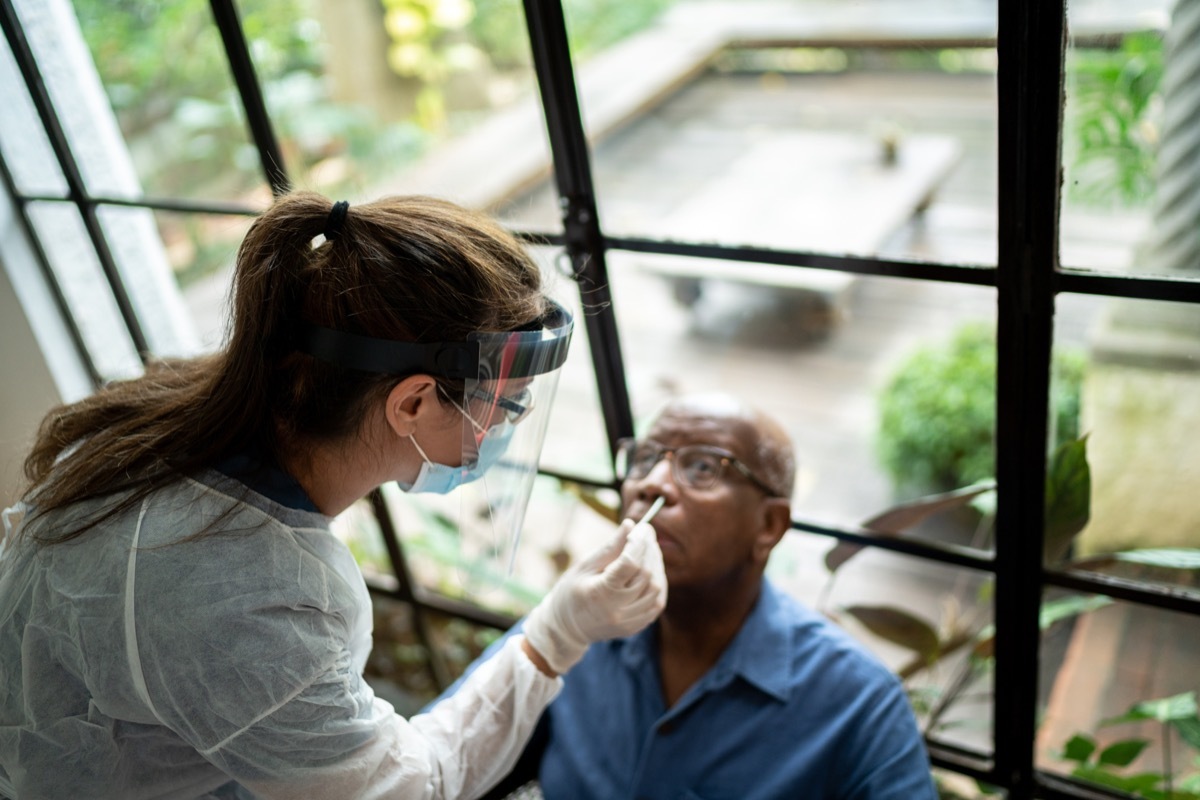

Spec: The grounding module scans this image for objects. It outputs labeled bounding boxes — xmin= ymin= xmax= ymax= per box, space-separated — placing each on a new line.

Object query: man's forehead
xmin=648 ymin=408 xmax=757 ymax=453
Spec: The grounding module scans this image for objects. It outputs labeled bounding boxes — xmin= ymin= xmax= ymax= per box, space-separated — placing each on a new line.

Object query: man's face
xmin=620 ymin=407 xmax=779 ymax=591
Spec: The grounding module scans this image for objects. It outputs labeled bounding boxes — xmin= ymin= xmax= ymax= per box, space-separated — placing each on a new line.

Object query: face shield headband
xmin=296 ymin=299 xmax=573 ymax=383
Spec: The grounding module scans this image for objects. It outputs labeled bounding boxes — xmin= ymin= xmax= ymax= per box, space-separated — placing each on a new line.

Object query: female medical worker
xmin=0 ymin=192 xmax=666 ymax=800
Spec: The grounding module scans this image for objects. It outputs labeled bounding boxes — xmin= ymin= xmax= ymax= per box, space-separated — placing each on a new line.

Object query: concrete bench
xmin=636 ymin=131 xmax=962 ymax=339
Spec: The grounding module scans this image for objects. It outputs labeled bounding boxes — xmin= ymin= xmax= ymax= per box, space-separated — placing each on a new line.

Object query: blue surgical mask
xmin=403 ymin=421 xmax=516 ymax=495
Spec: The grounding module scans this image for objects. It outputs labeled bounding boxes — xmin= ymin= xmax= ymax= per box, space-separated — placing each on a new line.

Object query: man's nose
xmin=639 ymin=456 xmax=678 ymax=497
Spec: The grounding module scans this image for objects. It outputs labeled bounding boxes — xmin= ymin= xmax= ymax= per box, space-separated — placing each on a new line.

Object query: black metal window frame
xmin=2 ymin=0 xmax=1198 ymax=797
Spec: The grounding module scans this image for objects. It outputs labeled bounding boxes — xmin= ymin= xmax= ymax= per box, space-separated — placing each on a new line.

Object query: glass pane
xmin=773 ymin=540 xmax=994 ymax=755
xmin=1037 ymin=596 xmax=1199 ymax=797
xmin=26 ymin=201 xmax=142 ymax=380
xmin=1060 ymin=3 xmax=1196 ymax=276
xmin=608 ymin=249 xmax=997 ymax=542
xmin=239 ymin=0 xmax=545 ymax=210
xmin=530 ymin=246 xmax=613 ymax=484
xmin=1053 ymin=294 xmax=1200 ymax=593
xmin=518 ymin=3 xmax=998 ymax=266
xmin=154 ymin=210 xmax=257 ymax=353
xmin=378 ymin=474 xmax=618 ymax=614
xmin=95 ymin=205 xmax=205 ymax=359
xmin=27 ymin=0 xmax=264 ymax=203
xmin=0 ymin=19 xmax=68 ymax=196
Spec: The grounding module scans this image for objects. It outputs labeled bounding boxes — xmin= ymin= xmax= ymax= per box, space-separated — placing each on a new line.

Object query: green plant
xmin=876 ymin=322 xmax=1085 ymax=494
xmin=822 ymin=438 xmax=1200 ymax=797
xmin=467 ymin=0 xmax=676 ymax=67
xmin=1064 ymin=31 xmax=1165 ymax=208
xmin=1058 ymin=692 xmax=1200 ymax=799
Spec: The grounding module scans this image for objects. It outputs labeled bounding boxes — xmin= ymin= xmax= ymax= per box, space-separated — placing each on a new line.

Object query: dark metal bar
xmin=366 ymin=579 xmax=519 ymax=632
xmin=606 ymin=235 xmax=997 ymax=285
xmin=0 ymin=168 xmax=102 ymax=386
xmin=520 ymin=235 xmax=1200 ymax=301
xmin=522 ymin=0 xmax=636 ymax=455
xmin=791 ymin=518 xmax=996 ymax=572
xmin=1044 ymin=567 xmax=1200 ymax=616
xmin=992 ymin=0 xmax=1066 ymax=794
xmin=1058 ymin=269 xmax=1200 ymax=303
xmin=368 ymin=489 xmax=454 ymax=690
xmin=18 ymin=191 xmax=265 ymax=218
xmin=0 ymin=0 xmax=151 ymax=359
xmin=519 ymin=230 xmax=998 ymax=286
xmin=925 ymin=738 xmax=995 ymax=784
xmin=208 ymin=0 xmax=290 ymax=197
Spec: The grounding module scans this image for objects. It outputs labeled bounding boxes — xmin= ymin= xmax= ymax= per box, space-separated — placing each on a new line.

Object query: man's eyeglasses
xmin=615 ymin=438 xmax=780 ymax=496
xmin=469 ymin=386 xmax=534 ymax=425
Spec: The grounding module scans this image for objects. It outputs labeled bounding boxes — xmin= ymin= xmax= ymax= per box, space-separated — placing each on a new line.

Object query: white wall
xmin=0 ymin=192 xmax=91 ymax=508
xmin=0 ymin=0 xmax=205 ymax=507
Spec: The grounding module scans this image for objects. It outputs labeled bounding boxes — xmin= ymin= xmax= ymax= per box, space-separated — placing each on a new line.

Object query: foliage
xmin=466 ymin=0 xmax=676 ymax=68
xmin=876 ymin=321 xmax=1086 ymax=494
xmin=74 ymin=0 xmax=331 ymax=197
xmin=822 ymin=439 xmax=1200 ymax=796
xmin=1058 ymin=692 xmax=1200 ymax=799
xmin=74 ymin=0 xmax=428 ymax=283
xmin=1064 ymin=31 xmax=1164 ymax=208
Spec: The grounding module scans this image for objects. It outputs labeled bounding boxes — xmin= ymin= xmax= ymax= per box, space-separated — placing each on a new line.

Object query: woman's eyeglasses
xmin=469 ymin=386 xmax=534 ymax=425
xmin=615 ymin=438 xmax=780 ymax=496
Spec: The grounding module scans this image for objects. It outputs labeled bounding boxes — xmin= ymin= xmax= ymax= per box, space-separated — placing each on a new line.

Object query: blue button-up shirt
xmin=433 ymin=580 xmax=936 ymax=800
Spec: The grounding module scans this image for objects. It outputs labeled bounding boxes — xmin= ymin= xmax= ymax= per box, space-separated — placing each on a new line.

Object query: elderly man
xmin=432 ymin=393 xmax=936 ymax=800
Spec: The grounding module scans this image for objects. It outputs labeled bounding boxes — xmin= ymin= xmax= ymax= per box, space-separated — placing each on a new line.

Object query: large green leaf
xmin=1113 ymin=548 xmax=1200 ymax=570
xmin=1061 ymin=733 xmax=1097 ymax=763
xmin=1172 ymin=716 xmax=1200 ymax=750
xmin=1098 ymin=738 xmax=1150 ymax=767
xmin=1039 ymin=594 xmax=1113 ymax=629
xmin=1044 ymin=436 xmax=1091 ymax=565
xmin=842 ymin=605 xmax=940 ymax=663
xmin=1101 ymin=691 xmax=1199 ymax=726
xmin=827 ymin=482 xmax=995 ymax=573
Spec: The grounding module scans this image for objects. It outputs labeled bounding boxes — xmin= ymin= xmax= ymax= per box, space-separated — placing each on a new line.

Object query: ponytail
xmin=22 ymin=191 xmax=545 ymax=543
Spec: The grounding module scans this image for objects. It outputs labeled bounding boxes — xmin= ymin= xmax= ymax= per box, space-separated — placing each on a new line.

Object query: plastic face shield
xmin=299 ymin=300 xmax=573 ymax=577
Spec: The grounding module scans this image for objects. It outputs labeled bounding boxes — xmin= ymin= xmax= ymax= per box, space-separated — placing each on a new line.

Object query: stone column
xmin=1079 ymin=0 xmax=1200 ymax=556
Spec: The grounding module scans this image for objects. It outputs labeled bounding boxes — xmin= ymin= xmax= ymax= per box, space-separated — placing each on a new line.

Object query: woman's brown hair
xmin=22 ymin=191 xmax=546 ymax=542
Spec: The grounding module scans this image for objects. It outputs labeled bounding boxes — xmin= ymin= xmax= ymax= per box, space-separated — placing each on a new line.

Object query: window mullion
xmin=522 ymin=0 xmax=635 ymax=462
xmin=208 ymin=0 xmax=290 ymax=198
xmin=993 ymin=0 xmax=1067 ymax=797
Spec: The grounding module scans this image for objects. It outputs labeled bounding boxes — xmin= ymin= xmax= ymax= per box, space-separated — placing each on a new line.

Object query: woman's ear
xmin=384 ymin=375 xmax=440 ymax=438
xmin=753 ymin=498 xmax=792 ymax=562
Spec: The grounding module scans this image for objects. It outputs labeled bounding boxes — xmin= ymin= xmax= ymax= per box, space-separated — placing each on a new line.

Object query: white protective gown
xmin=0 ymin=471 xmax=559 ymax=799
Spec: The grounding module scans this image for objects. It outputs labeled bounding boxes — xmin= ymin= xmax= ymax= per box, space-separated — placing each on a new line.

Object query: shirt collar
xmin=716 ymin=580 xmax=792 ymax=702
xmin=617 ymin=579 xmax=793 ymax=704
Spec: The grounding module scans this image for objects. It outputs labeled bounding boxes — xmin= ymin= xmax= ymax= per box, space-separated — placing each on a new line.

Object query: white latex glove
xmin=522 ymin=518 xmax=667 ymax=674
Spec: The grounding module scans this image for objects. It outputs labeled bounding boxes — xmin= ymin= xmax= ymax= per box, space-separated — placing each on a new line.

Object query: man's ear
xmin=384 ymin=375 xmax=440 ymax=438
xmin=753 ymin=498 xmax=792 ymax=562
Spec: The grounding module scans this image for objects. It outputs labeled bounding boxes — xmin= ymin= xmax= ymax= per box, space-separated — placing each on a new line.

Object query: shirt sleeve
xmin=840 ymin=675 xmax=938 ymax=800
xmin=131 ymin=521 xmax=559 ymax=800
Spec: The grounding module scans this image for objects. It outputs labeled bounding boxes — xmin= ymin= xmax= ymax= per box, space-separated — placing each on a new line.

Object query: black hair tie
xmin=324 ymin=200 xmax=350 ymax=242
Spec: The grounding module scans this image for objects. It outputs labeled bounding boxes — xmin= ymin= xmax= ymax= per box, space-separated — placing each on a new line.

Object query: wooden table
xmin=637 ymin=131 xmax=962 ymax=338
